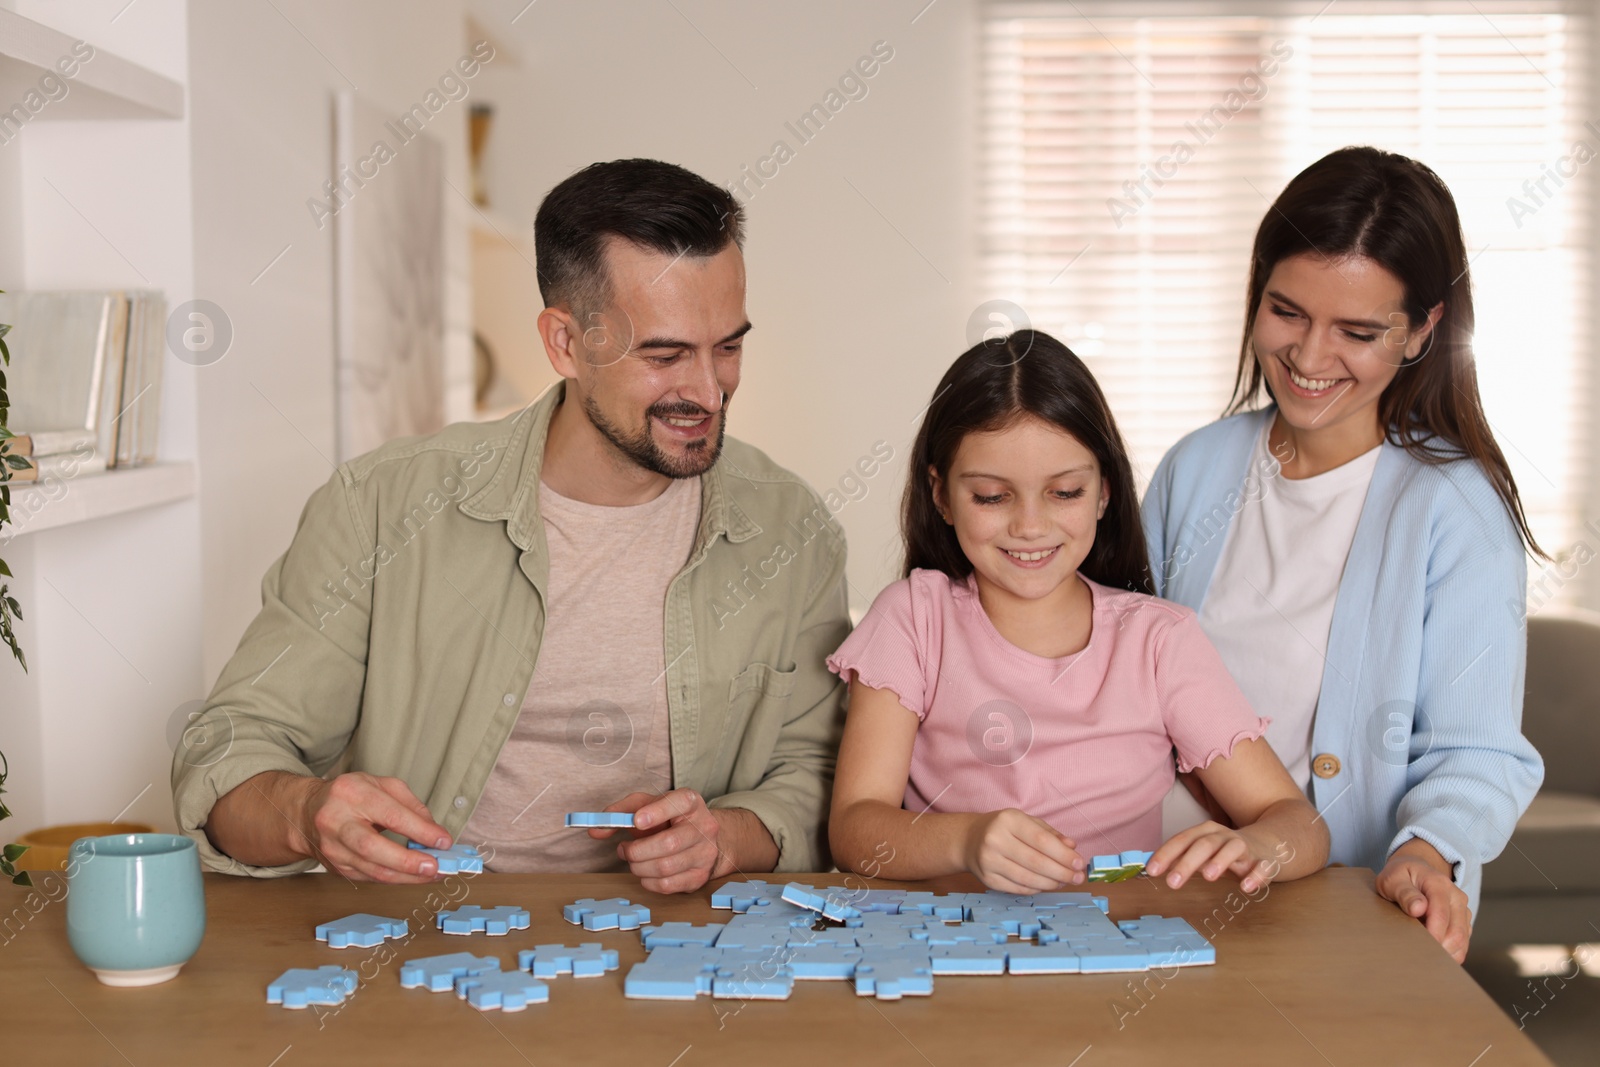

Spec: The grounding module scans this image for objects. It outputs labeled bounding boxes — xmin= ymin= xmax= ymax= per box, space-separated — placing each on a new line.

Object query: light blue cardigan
xmin=1141 ymin=407 xmax=1543 ymax=915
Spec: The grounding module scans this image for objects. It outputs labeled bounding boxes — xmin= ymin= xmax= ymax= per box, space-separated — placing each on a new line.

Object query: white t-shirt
xmin=1161 ymin=422 xmax=1380 ymax=836
xmin=462 ymin=476 xmax=700 ymax=871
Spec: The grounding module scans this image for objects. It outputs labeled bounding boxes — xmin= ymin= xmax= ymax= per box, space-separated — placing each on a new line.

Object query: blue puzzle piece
xmin=1068 ymin=938 xmax=1151 ymax=973
xmin=1117 ymin=916 xmax=1215 ymax=966
xmin=785 ymin=944 xmax=863 ymax=980
xmin=712 ymin=922 xmax=797 ymax=950
xmin=267 ymin=966 xmax=358 ymax=1009
xmin=562 ymin=896 xmax=651 ymax=931
xmin=437 ymin=905 xmax=531 ymax=936
xmin=564 ymin=812 xmax=636 ymax=828
xmin=1121 ymin=849 xmax=1154 ymax=868
xmin=1006 ymin=943 xmax=1083 ymax=974
xmin=920 ymin=920 xmax=1009 ymax=946
xmin=454 ymin=969 xmax=550 ymax=1011
xmin=742 ymin=898 xmax=815 ymax=923
xmin=640 ymin=922 xmax=726 ymax=949
xmin=406 ymin=840 xmax=484 ymax=874
xmin=966 ymin=905 xmax=1044 ymax=939
xmin=929 ymin=943 xmax=1010 ymax=975
xmin=711 ymin=951 xmax=795 ymax=999
xmin=854 ymin=947 xmax=933 ymax=1000
xmin=780 ymin=882 xmax=863 ymax=923
xmin=517 ymin=942 xmax=621 ymax=978
xmin=623 ymin=946 xmax=724 ymax=1000
xmin=710 ymin=879 xmax=780 ymax=911
xmin=896 ymin=892 xmax=972 ymax=921
xmin=399 ymin=951 xmax=500 ymax=992
xmin=851 ymin=890 xmax=908 ymax=913
xmin=315 ymin=912 xmax=408 ymax=949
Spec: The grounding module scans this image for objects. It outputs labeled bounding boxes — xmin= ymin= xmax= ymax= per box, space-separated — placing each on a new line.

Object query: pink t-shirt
xmin=826 ymin=569 xmax=1268 ymax=855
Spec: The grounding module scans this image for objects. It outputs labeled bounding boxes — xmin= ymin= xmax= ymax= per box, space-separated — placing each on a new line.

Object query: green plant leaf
xmin=4 ymin=455 xmax=29 ymax=470
xmin=2 ymin=844 xmax=26 ymax=862
xmin=11 ymin=871 xmax=31 ymax=888
xmin=0 ymin=558 xmax=9 ymax=577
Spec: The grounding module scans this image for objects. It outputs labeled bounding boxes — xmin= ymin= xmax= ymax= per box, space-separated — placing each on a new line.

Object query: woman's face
xmin=932 ymin=415 xmax=1109 ymax=606
xmin=1251 ymin=252 xmax=1437 ymax=437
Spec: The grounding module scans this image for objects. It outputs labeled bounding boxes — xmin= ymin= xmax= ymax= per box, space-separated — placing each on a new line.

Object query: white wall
xmin=188 ymin=0 xmax=473 ymax=684
xmin=0 ymin=0 xmax=199 ymax=833
xmin=469 ymin=0 xmax=980 ymax=609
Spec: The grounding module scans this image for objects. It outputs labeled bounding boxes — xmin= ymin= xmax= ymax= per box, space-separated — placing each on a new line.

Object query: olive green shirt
xmin=171 ymin=384 xmax=850 ymax=876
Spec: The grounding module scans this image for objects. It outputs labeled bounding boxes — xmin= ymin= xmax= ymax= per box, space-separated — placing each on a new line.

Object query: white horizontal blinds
xmin=1282 ymin=13 xmax=1590 ymax=556
xmin=981 ymin=3 xmax=1591 ymax=566
xmin=982 ymin=15 xmax=1282 ymax=485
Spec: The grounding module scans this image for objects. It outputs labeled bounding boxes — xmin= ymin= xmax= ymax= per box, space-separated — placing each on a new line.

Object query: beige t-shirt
xmin=461 ymin=475 xmax=701 ymax=871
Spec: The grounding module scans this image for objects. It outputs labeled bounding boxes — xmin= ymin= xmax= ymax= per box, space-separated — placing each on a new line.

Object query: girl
xmin=828 ymin=330 xmax=1328 ymax=896
xmin=1142 ymin=146 xmax=1545 ymax=962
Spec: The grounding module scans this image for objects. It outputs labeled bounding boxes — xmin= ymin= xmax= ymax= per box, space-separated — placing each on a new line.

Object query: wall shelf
xmin=0 ymin=7 xmax=183 ymax=121
xmin=5 ymin=461 xmax=196 ymax=537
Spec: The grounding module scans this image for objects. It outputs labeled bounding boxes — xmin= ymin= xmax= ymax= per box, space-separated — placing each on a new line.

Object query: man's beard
xmin=583 ymin=393 xmax=728 ymax=479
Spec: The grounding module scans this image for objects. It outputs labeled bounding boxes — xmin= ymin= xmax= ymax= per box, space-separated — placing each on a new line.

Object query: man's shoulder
xmin=717 ymin=437 xmax=835 ymax=516
xmin=338 ymin=411 xmax=526 ymax=487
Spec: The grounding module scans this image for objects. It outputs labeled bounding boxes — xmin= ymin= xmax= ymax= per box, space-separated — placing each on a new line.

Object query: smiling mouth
xmin=1279 ymin=355 xmax=1347 ymax=394
xmin=1002 ymin=546 xmax=1059 ymax=563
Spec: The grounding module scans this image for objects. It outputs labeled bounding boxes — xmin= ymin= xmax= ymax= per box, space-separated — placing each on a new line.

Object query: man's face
xmin=570 ymin=238 xmax=749 ymax=479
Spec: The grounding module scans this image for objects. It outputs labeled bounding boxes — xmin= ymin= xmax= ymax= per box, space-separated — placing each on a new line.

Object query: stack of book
xmin=0 ymin=290 xmax=166 ymax=483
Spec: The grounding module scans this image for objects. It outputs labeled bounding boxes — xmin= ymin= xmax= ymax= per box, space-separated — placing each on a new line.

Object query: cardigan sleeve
xmin=1388 ymin=461 xmax=1544 ymax=911
xmin=1141 ymin=446 xmax=1178 ymax=599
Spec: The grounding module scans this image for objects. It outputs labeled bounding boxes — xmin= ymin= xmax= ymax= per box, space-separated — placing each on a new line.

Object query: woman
xmin=1142 ymin=146 xmax=1544 ymax=963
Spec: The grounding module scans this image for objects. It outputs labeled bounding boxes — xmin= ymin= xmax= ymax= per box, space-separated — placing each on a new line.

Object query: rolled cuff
xmin=708 ymin=788 xmax=819 ymax=874
xmin=172 ymin=747 xmax=322 ymax=878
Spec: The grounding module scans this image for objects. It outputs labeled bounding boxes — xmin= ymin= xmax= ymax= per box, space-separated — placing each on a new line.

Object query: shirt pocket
xmin=708 ymin=662 xmax=798 ymax=793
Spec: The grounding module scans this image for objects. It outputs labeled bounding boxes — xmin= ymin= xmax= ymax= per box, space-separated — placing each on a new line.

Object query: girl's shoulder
xmin=1084 ymin=578 xmax=1197 ymax=640
xmin=860 ymin=568 xmax=966 ymax=623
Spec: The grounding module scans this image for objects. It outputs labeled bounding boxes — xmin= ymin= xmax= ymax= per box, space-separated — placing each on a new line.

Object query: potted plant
xmin=0 ymin=292 xmax=31 ymax=886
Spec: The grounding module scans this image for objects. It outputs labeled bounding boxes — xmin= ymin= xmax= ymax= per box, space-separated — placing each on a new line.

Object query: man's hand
xmin=1375 ymin=838 xmax=1472 ymax=964
xmin=207 ymin=770 xmax=451 ymax=883
xmin=591 ymin=789 xmax=774 ymax=894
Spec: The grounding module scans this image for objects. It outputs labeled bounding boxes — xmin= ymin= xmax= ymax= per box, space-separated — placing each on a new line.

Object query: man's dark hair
xmin=534 ymin=158 xmax=745 ymax=316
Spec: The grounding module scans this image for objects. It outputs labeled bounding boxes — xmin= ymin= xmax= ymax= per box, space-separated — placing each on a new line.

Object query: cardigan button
xmin=503 ymin=693 xmax=517 ymax=707
xmin=1312 ymin=753 xmax=1341 ymax=779
xmin=454 ymin=795 xmax=468 ymax=809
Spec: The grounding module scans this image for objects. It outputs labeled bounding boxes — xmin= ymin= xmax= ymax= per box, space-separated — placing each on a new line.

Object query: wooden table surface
xmin=1 ymin=867 xmax=1550 ymax=1066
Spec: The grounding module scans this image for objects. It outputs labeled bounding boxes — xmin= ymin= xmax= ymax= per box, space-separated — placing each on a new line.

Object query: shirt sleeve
xmin=826 ymin=577 xmax=931 ymax=719
xmin=1153 ymin=612 xmax=1270 ymax=773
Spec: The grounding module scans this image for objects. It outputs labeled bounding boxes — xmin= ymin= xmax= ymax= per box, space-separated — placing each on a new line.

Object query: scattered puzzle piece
xmin=436 ymin=905 xmax=531 ymax=936
xmin=562 ymin=897 xmax=652 ymax=931
xmin=710 ymin=880 xmax=780 ymax=912
xmin=315 ymin=913 xmax=408 ymax=949
xmin=455 ymin=969 xmax=550 ymax=1011
xmin=780 ymin=882 xmax=863 ymax=923
xmin=267 ymin=966 xmax=358 ymax=1009
xmin=564 ymin=812 xmax=636 ymax=828
xmin=517 ymin=943 xmax=621 ymax=978
xmin=406 ymin=841 xmax=484 ymax=874
xmin=399 ymin=952 xmax=501 ymax=992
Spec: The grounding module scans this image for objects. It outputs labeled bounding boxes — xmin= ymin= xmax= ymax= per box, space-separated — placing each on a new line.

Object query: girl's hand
xmin=1374 ymin=842 xmax=1471 ymax=964
xmin=1147 ymin=821 xmax=1280 ymax=893
xmin=961 ymin=809 xmax=1085 ymax=893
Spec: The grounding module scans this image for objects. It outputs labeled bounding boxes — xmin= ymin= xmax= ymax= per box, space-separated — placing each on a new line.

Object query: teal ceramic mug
xmin=66 ymin=834 xmax=206 ymax=986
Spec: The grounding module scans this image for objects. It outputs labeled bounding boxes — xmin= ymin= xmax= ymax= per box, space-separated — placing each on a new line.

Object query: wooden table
xmin=1 ymin=867 xmax=1551 ymax=1066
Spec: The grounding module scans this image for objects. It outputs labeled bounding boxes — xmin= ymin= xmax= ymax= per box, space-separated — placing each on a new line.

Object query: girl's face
xmin=932 ymin=415 xmax=1109 ymax=605
xmin=1251 ymin=252 xmax=1438 ymax=437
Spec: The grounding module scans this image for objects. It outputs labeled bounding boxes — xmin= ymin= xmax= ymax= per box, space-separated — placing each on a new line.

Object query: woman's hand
xmin=1147 ymin=821 xmax=1282 ymax=893
xmin=1375 ymin=840 xmax=1471 ymax=963
xmin=961 ymin=808 xmax=1085 ymax=893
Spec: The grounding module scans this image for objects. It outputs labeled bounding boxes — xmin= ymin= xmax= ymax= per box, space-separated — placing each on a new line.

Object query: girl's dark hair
xmin=1228 ymin=145 xmax=1544 ymax=558
xmin=903 ymin=329 xmax=1153 ymax=593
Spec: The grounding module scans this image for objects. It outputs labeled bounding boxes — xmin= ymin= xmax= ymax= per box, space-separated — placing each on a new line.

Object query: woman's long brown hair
xmin=1227 ymin=145 xmax=1545 ymax=558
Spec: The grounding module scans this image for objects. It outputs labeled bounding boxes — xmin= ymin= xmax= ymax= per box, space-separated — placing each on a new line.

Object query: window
xmin=981 ymin=1 xmax=1592 ymax=570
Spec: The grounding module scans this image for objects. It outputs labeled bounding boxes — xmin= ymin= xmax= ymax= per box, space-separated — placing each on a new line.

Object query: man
xmin=173 ymin=159 xmax=849 ymax=892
